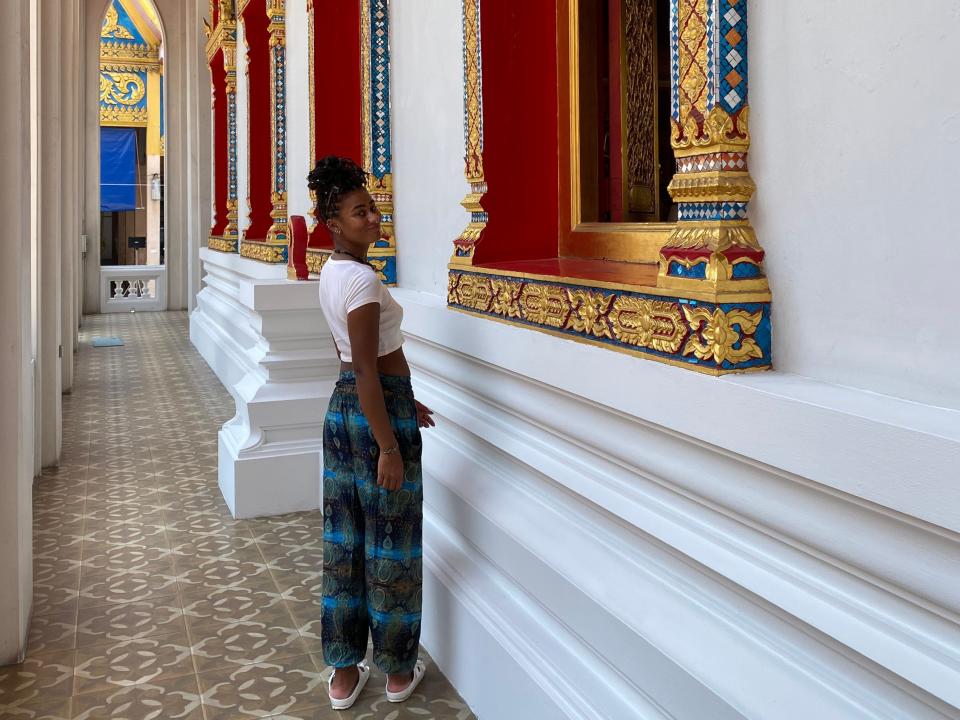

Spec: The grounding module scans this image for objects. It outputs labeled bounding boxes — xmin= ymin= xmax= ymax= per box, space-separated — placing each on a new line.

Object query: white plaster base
xmin=190 ymin=247 xmax=338 ymax=518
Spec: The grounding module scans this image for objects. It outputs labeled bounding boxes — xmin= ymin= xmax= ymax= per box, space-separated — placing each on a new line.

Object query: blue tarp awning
xmin=100 ymin=127 xmax=137 ymax=212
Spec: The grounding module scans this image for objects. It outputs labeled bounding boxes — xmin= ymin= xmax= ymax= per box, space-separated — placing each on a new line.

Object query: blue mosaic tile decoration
xmin=716 ymin=0 xmax=747 ymax=114
xmin=678 ymin=202 xmax=749 ymax=222
xmin=369 ymin=0 xmax=392 ymax=180
xmin=274 ymin=44 xmax=287 ymax=196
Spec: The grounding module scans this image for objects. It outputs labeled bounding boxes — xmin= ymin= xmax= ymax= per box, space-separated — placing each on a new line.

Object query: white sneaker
xmin=328 ymin=662 xmax=370 ymax=710
xmin=385 ymin=659 xmax=426 ymax=703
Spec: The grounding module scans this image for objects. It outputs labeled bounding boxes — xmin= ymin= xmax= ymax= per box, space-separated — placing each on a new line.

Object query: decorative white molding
xmin=395 ymin=290 xmax=960 ymax=533
xmin=190 ymin=248 xmax=338 ymax=518
xmin=99 ymin=264 xmax=167 ymax=312
xmin=396 ymin=290 xmax=960 ymax=718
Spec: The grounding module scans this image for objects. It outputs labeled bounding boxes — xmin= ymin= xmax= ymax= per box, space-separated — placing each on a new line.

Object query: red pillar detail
xmin=308 ymin=3 xmax=363 ymax=248
xmin=242 ymin=4 xmax=274 ymax=242
xmin=211 ymin=49 xmax=229 ymax=236
xmin=471 ymin=0 xmax=559 ymax=265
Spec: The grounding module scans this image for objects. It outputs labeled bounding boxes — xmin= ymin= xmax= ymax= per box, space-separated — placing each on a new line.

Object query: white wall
xmin=749 ymin=1 xmax=960 ymax=409
xmin=389 ymin=0 xmax=960 ymax=412
xmin=387 ymin=2 xmax=960 ymax=718
xmin=391 ymin=0 xmax=467 ymax=293
xmin=236 ymin=18 xmax=249 ymax=237
xmin=1 ymin=0 xmax=36 ymax=665
xmin=285 ymin=0 xmax=312 ymax=225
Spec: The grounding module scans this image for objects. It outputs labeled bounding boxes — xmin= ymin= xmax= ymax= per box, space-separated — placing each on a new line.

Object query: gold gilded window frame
xmin=558 ymin=0 xmax=673 ymax=264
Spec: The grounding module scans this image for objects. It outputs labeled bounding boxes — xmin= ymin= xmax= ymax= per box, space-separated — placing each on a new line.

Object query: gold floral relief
xmin=520 ymin=285 xmax=570 ymax=329
xmin=662 ymin=224 xmax=759 ymax=252
xmin=100 ymin=71 xmax=146 ymax=106
xmin=208 ymin=237 xmax=238 ymax=253
xmin=490 ymin=279 xmax=523 ymax=319
xmin=682 ymin=306 xmax=763 ymax=364
xmin=456 ymin=274 xmax=494 ymax=312
xmin=306 ymin=250 xmax=329 ymax=275
xmin=369 ymin=258 xmax=388 ymax=283
xmin=102 ymin=6 xmax=135 ymax=40
xmin=447 ymin=273 xmax=460 ymax=305
xmin=240 ymin=242 xmax=286 ymax=263
xmin=610 ymin=297 xmax=687 ymax=353
xmin=672 ymin=105 xmax=750 ymax=155
xmin=675 ymin=0 xmax=709 ymax=129
xmin=463 ymin=0 xmax=484 ymax=181
xmin=565 ymin=290 xmax=614 ymax=339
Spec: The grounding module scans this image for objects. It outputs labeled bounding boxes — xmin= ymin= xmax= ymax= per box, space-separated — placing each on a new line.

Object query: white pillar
xmin=146 ymin=153 xmax=162 ymax=265
xmin=60 ymin=0 xmax=78 ymax=392
xmin=39 ymin=0 xmax=62 ymax=466
xmin=0 ymin=0 xmax=34 ymax=665
xmin=190 ymin=249 xmax=339 ymax=518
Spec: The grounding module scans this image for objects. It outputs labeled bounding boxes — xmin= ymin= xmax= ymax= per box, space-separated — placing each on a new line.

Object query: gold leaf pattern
xmin=101 ymin=6 xmax=135 ymax=40
xmin=610 ymin=297 xmax=687 ymax=353
xmin=682 ymin=306 xmax=763 ymax=364
xmin=519 ymin=284 xmax=570 ymax=328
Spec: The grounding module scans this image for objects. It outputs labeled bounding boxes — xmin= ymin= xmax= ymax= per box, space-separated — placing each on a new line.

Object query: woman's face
xmin=329 ymin=188 xmax=381 ymax=246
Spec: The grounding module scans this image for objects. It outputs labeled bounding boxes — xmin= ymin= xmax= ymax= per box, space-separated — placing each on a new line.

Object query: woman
xmin=309 ymin=156 xmax=435 ymax=710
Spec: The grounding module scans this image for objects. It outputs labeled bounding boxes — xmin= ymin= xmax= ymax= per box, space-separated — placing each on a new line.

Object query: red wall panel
xmin=309 ymin=3 xmax=363 ymax=248
xmin=242 ymin=4 xmax=274 ymax=241
xmin=210 ymin=49 xmax=229 ymax=236
xmin=474 ymin=0 xmax=560 ymax=264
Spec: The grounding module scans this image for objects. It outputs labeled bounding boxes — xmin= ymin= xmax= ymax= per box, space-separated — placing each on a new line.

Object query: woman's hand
xmin=415 ymin=401 xmax=435 ymax=429
xmin=377 ymin=450 xmax=405 ymax=491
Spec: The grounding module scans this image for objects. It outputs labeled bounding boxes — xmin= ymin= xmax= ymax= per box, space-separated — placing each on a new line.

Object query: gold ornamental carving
xmin=462 ymin=0 xmax=484 ymax=182
xmin=100 ymin=72 xmax=146 ymax=106
xmin=520 ymin=285 xmax=570 ymax=329
xmin=491 ymin=279 xmax=523 ymax=319
xmin=662 ymin=225 xmax=760 ymax=252
xmin=208 ymin=236 xmax=238 ymax=253
xmin=306 ymin=249 xmax=330 ymax=275
xmin=566 ymin=290 xmax=614 ymax=339
xmin=672 ymin=105 xmax=750 ymax=158
xmin=453 ymin=0 xmax=488 ymax=265
xmin=102 ymin=6 xmax=135 ymax=40
xmin=667 ymin=173 xmax=756 ymax=204
xmin=682 ymin=306 xmax=763 ymax=364
xmin=623 ymin=0 xmax=659 ymax=216
xmin=455 ymin=274 xmax=494 ymax=312
xmin=610 ymin=297 xmax=686 ymax=353
xmin=240 ymin=242 xmax=286 ymax=263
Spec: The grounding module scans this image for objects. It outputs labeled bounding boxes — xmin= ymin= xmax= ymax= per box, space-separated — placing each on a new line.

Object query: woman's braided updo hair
xmin=307 ymin=156 xmax=368 ymax=221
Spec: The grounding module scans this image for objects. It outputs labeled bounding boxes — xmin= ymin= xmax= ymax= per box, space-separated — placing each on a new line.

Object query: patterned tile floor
xmin=1 ymin=312 xmax=475 ymax=720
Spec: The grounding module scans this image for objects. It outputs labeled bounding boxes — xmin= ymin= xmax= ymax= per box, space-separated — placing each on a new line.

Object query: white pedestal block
xmin=190 ymin=248 xmax=339 ymax=518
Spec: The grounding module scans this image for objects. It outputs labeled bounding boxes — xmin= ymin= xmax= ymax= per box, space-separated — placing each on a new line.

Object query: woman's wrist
xmin=378 ymin=437 xmax=400 ymax=455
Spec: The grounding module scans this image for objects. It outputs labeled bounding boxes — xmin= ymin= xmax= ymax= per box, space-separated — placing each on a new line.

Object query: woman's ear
xmin=326 ymin=220 xmax=340 ymax=236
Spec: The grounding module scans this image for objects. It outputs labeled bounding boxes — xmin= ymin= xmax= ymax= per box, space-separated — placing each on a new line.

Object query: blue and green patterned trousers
xmin=321 ymin=371 xmax=423 ymax=674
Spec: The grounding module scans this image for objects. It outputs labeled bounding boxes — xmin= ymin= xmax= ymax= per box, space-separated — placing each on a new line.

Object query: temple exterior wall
xmin=224 ymin=2 xmax=960 ymax=717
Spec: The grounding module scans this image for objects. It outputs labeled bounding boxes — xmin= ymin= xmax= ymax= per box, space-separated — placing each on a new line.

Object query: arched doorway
xmin=96 ymin=0 xmax=167 ymax=311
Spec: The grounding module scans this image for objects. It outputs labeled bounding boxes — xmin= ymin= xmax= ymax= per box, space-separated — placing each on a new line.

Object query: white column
xmin=185 ymin=0 xmax=212 ymax=311
xmin=0 ymin=0 xmax=34 ymax=665
xmin=190 ymin=249 xmax=339 ymax=518
xmin=146 ymin=153 xmax=162 ymax=265
xmin=39 ymin=0 xmax=62 ymax=465
xmin=285 ymin=0 xmax=310 ymax=223
xmin=60 ymin=0 xmax=78 ymax=392
xmin=235 ymin=19 xmax=249 ymax=238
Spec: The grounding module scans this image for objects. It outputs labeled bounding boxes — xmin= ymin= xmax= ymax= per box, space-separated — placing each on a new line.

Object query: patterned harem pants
xmin=321 ymin=371 xmax=423 ymax=674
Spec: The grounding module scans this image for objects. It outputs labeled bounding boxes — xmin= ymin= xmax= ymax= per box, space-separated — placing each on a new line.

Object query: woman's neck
xmin=333 ymin=241 xmax=372 ymax=265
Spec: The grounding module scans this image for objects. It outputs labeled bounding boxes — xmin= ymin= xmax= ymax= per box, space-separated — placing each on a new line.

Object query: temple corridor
xmin=0 ymin=312 xmax=474 ymax=720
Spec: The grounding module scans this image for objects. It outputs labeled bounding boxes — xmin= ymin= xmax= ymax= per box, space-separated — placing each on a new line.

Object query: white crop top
xmin=318 ymin=257 xmax=404 ymax=363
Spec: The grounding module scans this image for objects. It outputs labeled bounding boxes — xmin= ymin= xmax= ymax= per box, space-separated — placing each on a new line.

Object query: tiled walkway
xmin=1 ymin=312 xmax=474 ymax=720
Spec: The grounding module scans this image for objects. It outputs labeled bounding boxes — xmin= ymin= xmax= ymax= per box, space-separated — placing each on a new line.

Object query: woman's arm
xmin=346 ymin=303 xmax=404 ymax=491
